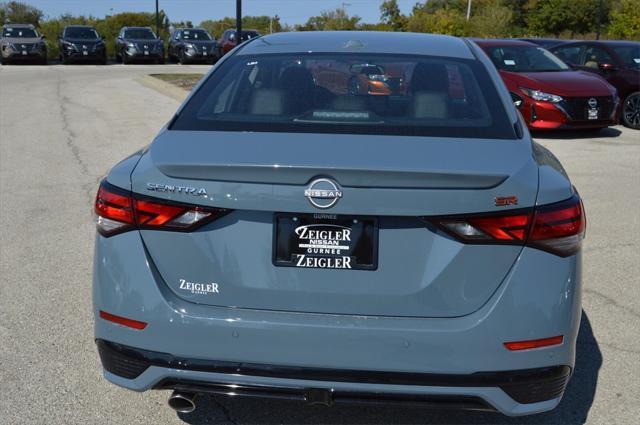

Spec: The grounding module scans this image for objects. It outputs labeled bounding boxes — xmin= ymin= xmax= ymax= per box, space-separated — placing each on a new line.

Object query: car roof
xmin=65 ymin=25 xmax=95 ymax=29
xmin=2 ymin=23 xmax=36 ymax=29
xmin=554 ymin=40 xmax=639 ymax=47
xmin=471 ymin=38 xmax=536 ymax=47
xmin=238 ymin=31 xmax=474 ymax=59
xmin=123 ymin=26 xmax=152 ymax=30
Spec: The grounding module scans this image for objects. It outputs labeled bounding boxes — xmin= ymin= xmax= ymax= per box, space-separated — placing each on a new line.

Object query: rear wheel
xmin=179 ymin=50 xmax=188 ymax=65
xmin=1 ymin=56 xmax=7 ymax=65
xmin=622 ymin=92 xmax=640 ymax=130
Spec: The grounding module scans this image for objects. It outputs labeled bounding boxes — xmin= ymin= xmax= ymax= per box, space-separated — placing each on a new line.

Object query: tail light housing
xmin=95 ymin=181 xmax=230 ymax=237
xmin=428 ymin=194 xmax=585 ymax=257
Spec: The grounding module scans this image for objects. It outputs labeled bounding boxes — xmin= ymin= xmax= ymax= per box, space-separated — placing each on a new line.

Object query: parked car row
xmin=479 ymin=38 xmax=640 ymax=130
xmin=1 ymin=23 xmax=263 ymax=66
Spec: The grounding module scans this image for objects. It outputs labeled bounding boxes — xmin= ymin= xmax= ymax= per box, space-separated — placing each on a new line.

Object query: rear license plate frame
xmin=273 ymin=213 xmax=378 ymax=271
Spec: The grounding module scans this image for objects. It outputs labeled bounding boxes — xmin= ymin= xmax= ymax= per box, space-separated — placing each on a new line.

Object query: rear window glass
xmin=181 ymin=29 xmax=212 ymax=40
xmin=612 ymin=45 xmax=640 ymax=69
xmin=124 ymin=28 xmax=156 ymax=39
xmin=2 ymin=27 xmax=38 ymax=38
xmin=486 ymin=45 xmax=569 ymax=72
xmin=64 ymin=27 xmax=99 ymax=39
xmin=172 ymin=53 xmax=515 ymax=139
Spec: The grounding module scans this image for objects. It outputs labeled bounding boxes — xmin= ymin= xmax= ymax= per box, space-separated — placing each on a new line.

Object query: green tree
xmin=609 ymin=0 xmax=640 ymax=39
xmin=526 ymin=0 xmax=570 ymax=36
xmin=296 ymin=8 xmax=361 ymax=31
xmin=0 ymin=1 xmax=43 ymax=26
xmin=380 ymin=0 xmax=407 ymax=31
xmin=469 ymin=0 xmax=514 ymax=37
xmin=406 ymin=6 xmax=468 ymax=36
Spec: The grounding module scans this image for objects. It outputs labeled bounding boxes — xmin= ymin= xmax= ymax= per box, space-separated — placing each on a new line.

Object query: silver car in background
xmin=93 ymin=32 xmax=585 ymax=416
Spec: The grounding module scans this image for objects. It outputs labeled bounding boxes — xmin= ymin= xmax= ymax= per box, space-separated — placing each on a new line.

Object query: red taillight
xmin=529 ymin=196 xmax=585 ymax=257
xmin=95 ymin=184 xmax=134 ymax=236
xmin=99 ymin=310 xmax=147 ymax=330
xmin=504 ymin=335 xmax=563 ymax=351
xmin=429 ymin=194 xmax=585 ymax=257
xmin=94 ymin=181 xmax=230 ymax=237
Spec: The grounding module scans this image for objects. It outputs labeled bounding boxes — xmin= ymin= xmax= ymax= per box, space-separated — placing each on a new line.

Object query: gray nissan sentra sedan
xmin=93 ymin=31 xmax=585 ymax=416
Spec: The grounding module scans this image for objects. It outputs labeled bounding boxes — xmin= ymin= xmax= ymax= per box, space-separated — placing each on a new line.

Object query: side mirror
xmin=40 ymin=35 xmax=46 ymax=40
xmin=101 ymin=36 xmax=105 ymax=41
xmin=510 ymin=92 xmax=524 ymax=109
xmin=599 ymin=63 xmax=617 ymax=71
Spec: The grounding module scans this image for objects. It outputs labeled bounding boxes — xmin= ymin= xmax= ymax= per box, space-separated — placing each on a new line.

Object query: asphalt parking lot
xmin=0 ymin=63 xmax=638 ymax=425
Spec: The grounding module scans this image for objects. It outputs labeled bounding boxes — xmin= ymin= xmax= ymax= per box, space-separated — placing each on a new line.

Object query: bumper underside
xmin=97 ymin=339 xmax=570 ymax=415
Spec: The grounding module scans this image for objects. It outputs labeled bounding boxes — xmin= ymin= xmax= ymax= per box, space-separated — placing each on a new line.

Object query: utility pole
xmin=341 ymin=2 xmax=351 ymax=29
xmin=155 ymin=0 xmax=160 ymax=36
xmin=596 ymin=0 xmax=603 ymax=40
xmin=236 ymin=0 xmax=242 ymax=43
xmin=466 ymin=0 xmax=472 ymax=21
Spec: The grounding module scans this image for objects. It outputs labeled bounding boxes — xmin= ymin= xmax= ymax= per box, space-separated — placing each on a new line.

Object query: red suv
xmin=474 ymin=39 xmax=618 ymax=131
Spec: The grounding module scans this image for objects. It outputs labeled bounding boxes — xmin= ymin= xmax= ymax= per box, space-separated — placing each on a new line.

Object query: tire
xmin=61 ymin=54 xmax=70 ymax=65
xmin=99 ymin=54 xmax=107 ymax=65
xmin=1 ymin=56 xmax=7 ymax=65
xmin=179 ymin=50 xmax=188 ymax=65
xmin=621 ymin=92 xmax=640 ymax=130
xmin=122 ymin=49 xmax=129 ymax=65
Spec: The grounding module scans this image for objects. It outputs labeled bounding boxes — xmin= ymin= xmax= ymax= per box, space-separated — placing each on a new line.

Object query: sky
xmin=24 ymin=0 xmax=418 ymax=26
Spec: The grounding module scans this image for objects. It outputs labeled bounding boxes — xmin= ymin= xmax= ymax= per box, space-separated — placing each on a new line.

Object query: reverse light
xmin=504 ymin=335 xmax=564 ymax=351
xmin=94 ymin=181 xmax=230 ymax=237
xmin=99 ymin=311 xmax=147 ymax=330
xmin=428 ymin=193 xmax=585 ymax=257
xmin=520 ymin=87 xmax=563 ymax=103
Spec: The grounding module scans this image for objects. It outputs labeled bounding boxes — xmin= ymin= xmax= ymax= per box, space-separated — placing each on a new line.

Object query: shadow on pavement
xmin=178 ymin=311 xmax=601 ymax=425
xmin=533 ymin=127 xmax=622 ymax=140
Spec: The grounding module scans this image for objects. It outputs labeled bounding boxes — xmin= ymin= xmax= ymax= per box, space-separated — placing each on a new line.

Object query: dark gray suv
xmin=1 ymin=24 xmax=47 ymax=65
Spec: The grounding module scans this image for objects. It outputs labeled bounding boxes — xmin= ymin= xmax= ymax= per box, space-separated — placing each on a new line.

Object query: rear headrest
xmin=249 ymin=89 xmax=284 ymax=115
xmin=412 ymin=92 xmax=449 ymax=119
xmin=411 ymin=63 xmax=449 ymax=93
xmin=280 ymin=66 xmax=315 ymax=91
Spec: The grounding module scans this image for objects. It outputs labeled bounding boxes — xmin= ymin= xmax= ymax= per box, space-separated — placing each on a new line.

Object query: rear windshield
xmin=612 ymin=45 xmax=640 ymax=69
xmin=486 ymin=45 xmax=569 ymax=72
xmin=2 ymin=27 xmax=38 ymax=38
xmin=124 ymin=28 xmax=156 ymax=39
xmin=64 ymin=27 xmax=99 ymax=39
xmin=182 ymin=29 xmax=212 ymax=40
xmin=172 ymin=53 xmax=515 ymax=139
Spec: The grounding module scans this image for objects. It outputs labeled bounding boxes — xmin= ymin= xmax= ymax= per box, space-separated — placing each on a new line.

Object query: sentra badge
xmin=147 ymin=183 xmax=207 ymax=197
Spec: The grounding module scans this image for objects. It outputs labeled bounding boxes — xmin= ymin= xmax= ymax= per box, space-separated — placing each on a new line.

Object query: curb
xmin=136 ymin=74 xmax=190 ymax=102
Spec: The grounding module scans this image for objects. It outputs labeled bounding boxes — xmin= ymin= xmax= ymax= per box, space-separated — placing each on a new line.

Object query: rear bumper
xmin=93 ymin=231 xmax=582 ymax=416
xmin=98 ymin=338 xmax=570 ymax=414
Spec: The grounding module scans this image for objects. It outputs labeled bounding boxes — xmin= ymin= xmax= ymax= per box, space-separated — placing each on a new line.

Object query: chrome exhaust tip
xmin=168 ymin=391 xmax=197 ymax=413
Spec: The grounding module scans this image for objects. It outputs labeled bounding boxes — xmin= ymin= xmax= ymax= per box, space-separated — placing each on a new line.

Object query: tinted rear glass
xmin=2 ymin=27 xmax=38 ymax=38
xmin=124 ymin=28 xmax=156 ymax=39
xmin=182 ymin=29 xmax=212 ymax=40
xmin=64 ymin=27 xmax=99 ymax=39
xmin=485 ymin=45 xmax=569 ymax=72
xmin=172 ymin=53 xmax=515 ymax=139
xmin=612 ymin=45 xmax=640 ymax=69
